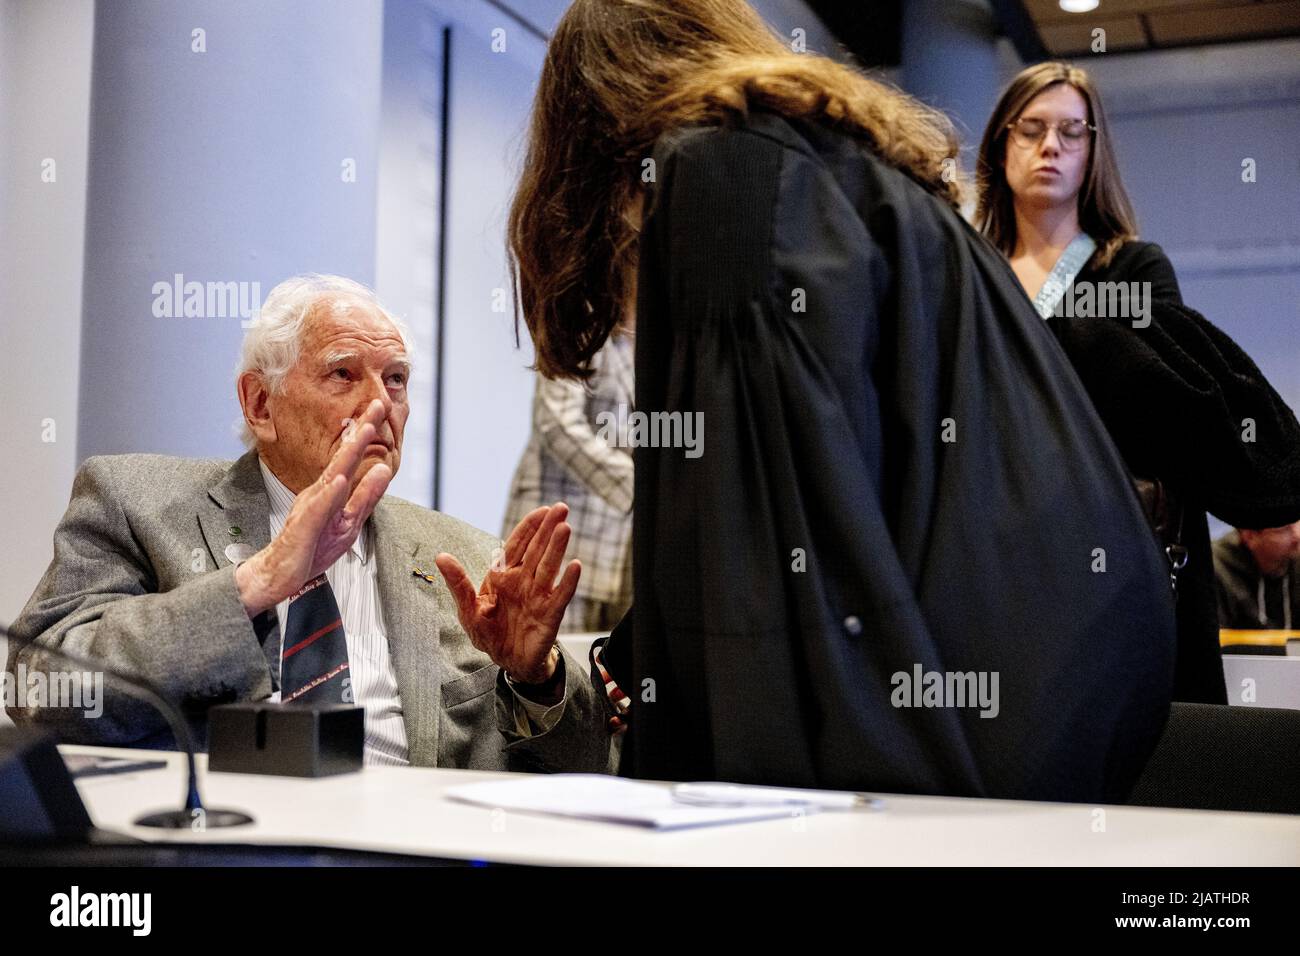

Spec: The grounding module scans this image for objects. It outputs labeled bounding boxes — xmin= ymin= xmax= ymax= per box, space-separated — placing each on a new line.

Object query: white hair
xmin=234 ymin=274 xmax=412 ymax=447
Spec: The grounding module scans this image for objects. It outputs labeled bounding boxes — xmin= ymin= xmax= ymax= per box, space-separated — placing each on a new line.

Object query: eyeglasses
xmin=1006 ymin=117 xmax=1095 ymax=150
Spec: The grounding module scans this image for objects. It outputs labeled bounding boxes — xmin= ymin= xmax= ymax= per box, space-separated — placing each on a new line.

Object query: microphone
xmin=1 ymin=620 xmax=253 ymax=830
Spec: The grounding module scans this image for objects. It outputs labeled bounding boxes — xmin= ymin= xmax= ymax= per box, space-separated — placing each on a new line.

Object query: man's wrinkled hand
xmin=434 ymin=503 xmax=580 ymax=688
xmin=235 ymin=399 xmax=391 ymax=617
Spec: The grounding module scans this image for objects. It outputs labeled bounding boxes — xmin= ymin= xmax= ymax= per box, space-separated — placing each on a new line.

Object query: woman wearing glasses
xmin=977 ymin=63 xmax=1300 ymax=705
xmin=976 ymin=63 xmax=1180 ymax=318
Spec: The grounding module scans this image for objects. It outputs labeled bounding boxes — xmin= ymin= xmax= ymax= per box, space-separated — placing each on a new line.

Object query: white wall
xmin=75 ymin=0 xmax=386 ymax=463
xmin=1086 ymin=38 xmax=1300 ymax=413
xmin=748 ymin=0 xmax=846 ymax=61
xmin=0 ymin=0 xmax=94 ymax=651
xmin=434 ymin=0 xmax=546 ymax=535
xmin=375 ymin=0 xmax=445 ymax=507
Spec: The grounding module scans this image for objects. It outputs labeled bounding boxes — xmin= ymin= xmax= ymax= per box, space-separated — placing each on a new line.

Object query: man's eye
xmin=387 ymin=373 xmax=407 ymax=386
xmin=331 ymin=368 xmax=350 ymax=380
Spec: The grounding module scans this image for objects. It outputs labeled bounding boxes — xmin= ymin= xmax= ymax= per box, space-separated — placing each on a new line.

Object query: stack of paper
xmin=445 ymin=774 xmax=816 ymax=830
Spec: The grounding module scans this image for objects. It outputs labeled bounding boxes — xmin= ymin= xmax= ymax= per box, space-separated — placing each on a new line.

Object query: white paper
xmin=444 ymin=774 xmax=811 ymax=830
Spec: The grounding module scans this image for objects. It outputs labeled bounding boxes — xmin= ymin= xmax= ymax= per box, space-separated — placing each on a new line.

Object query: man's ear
xmin=237 ymin=371 xmax=277 ymax=445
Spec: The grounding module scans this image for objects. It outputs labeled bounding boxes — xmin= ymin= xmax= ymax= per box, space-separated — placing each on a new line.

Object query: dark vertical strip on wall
xmin=433 ymin=24 xmax=452 ymax=511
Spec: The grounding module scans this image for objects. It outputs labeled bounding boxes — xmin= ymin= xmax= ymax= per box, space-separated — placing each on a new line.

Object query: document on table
xmin=444 ymin=774 xmax=865 ymax=830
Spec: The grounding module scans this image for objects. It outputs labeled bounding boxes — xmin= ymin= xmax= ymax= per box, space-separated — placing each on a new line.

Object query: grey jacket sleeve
xmin=5 ymin=457 xmax=272 ymax=744
xmin=493 ymin=645 xmax=618 ymax=773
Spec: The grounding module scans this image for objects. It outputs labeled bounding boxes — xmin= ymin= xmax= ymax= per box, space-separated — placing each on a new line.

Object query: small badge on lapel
xmin=412 ymin=565 xmax=438 ymax=583
xmin=224 ymin=543 xmax=256 ymax=564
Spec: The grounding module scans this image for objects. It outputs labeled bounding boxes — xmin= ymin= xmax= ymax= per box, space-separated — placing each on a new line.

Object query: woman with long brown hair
xmin=977 ymin=63 xmax=1300 ymax=706
xmin=975 ymin=62 xmax=1173 ymax=315
xmin=509 ymin=0 xmax=1182 ymax=803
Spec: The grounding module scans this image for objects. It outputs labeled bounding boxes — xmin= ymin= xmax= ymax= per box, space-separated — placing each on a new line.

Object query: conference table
xmin=62 ymin=745 xmax=1300 ymax=866
xmin=1217 ymin=630 xmax=1300 ymax=709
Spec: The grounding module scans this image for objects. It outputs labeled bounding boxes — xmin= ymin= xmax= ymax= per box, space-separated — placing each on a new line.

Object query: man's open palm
xmin=435 ymin=503 xmax=580 ymax=684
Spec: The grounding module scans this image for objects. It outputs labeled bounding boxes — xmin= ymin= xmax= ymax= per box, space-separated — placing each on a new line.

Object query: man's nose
xmin=358 ymin=372 xmax=394 ymax=419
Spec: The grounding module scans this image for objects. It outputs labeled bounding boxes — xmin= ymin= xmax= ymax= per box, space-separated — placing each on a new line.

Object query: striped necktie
xmin=280 ymin=574 xmax=352 ymax=705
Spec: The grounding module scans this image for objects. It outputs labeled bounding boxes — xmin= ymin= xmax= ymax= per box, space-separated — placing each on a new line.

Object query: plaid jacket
xmin=502 ymin=332 xmax=635 ymax=607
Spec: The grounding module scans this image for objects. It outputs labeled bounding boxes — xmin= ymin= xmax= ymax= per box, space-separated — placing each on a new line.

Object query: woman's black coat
xmin=603 ymin=108 xmax=1185 ymax=804
xmin=1048 ymin=250 xmax=1300 ymax=704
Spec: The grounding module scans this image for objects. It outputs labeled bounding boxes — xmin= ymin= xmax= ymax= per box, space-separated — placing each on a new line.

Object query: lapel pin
xmin=225 ymin=543 xmax=256 ymax=564
xmin=412 ymin=566 xmax=438 ymax=583
xmin=228 ymin=526 xmax=242 ymax=537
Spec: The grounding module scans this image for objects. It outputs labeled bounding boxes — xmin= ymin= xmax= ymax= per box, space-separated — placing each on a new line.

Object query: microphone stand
xmin=1 ymin=621 xmax=253 ymax=829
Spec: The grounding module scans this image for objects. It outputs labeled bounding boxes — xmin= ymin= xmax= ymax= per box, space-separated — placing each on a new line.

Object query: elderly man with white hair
xmin=7 ymin=274 xmax=615 ymax=772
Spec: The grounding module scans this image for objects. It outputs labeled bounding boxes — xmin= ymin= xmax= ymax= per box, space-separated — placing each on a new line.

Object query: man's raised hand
xmin=235 ymin=399 xmax=392 ymax=617
xmin=434 ymin=503 xmax=581 ymax=688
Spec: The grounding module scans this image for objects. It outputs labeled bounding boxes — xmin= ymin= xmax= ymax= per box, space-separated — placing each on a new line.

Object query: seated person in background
xmin=7 ymin=274 xmax=614 ymax=773
xmin=1213 ymin=522 xmax=1300 ymax=630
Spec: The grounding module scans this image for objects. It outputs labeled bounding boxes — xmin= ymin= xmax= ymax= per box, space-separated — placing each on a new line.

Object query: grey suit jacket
xmin=7 ymin=450 xmax=615 ymax=773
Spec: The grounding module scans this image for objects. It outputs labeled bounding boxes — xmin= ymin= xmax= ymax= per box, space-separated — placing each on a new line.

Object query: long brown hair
xmin=509 ymin=0 xmax=966 ymax=380
xmin=975 ymin=61 xmax=1137 ymax=269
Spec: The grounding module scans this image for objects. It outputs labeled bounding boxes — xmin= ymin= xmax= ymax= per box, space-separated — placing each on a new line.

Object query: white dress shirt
xmin=257 ymin=460 xmax=563 ymax=767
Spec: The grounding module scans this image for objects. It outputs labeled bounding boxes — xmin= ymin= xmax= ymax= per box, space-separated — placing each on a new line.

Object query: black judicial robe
xmin=606 ymin=109 xmax=1178 ymax=804
xmin=1049 ymin=293 xmax=1300 ymax=704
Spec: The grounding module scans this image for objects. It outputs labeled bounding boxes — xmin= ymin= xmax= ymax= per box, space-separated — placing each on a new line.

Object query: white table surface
xmin=1222 ymin=654 xmax=1300 ymax=708
xmin=63 ymin=745 xmax=1300 ymax=866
